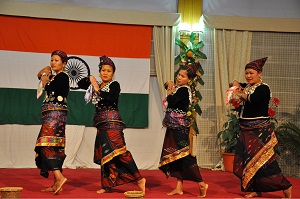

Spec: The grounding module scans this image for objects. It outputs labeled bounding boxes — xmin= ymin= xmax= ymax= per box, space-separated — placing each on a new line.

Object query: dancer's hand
xmin=90 ymin=75 xmax=100 ymax=94
xmin=37 ymin=66 xmax=52 ymax=79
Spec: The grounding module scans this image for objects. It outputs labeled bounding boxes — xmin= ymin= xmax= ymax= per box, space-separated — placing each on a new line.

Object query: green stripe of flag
xmin=0 ymin=88 xmax=148 ymax=128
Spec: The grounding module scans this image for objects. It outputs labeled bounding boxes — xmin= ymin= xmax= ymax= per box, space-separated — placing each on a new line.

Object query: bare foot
xmin=96 ymin=187 xmax=112 ymax=194
xmin=137 ymin=178 xmax=146 ymax=194
xmin=198 ymin=183 xmax=208 ymax=198
xmin=244 ymin=192 xmax=262 ymax=198
xmin=41 ymin=185 xmax=64 ymax=192
xmin=41 ymin=186 xmax=55 ymax=192
xmin=53 ymin=177 xmax=67 ymax=195
xmin=96 ymin=189 xmax=106 ymax=194
xmin=283 ymin=186 xmax=292 ymax=198
xmin=167 ymin=189 xmax=183 ymax=195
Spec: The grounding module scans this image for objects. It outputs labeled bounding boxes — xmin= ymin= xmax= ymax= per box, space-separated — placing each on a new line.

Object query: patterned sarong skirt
xmin=34 ymin=103 xmax=67 ymax=178
xmin=93 ymin=109 xmax=142 ymax=189
xmin=233 ymin=118 xmax=292 ymax=192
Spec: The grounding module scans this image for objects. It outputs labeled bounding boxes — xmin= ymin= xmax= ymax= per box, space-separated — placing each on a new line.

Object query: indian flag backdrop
xmin=0 ymin=15 xmax=152 ymax=127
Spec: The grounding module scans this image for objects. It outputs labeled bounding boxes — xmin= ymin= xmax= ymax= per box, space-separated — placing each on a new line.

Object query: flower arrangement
xmin=174 ymin=32 xmax=207 ymax=134
xmin=217 ymin=91 xmax=241 ymax=153
xmin=217 ymin=88 xmax=281 ymax=153
xmin=227 ymin=87 xmax=280 ymax=118
xmin=268 ymin=97 xmax=280 ymax=117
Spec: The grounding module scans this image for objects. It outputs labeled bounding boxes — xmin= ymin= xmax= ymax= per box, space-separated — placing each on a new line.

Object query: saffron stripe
xmin=0 ymin=15 xmax=152 ymax=58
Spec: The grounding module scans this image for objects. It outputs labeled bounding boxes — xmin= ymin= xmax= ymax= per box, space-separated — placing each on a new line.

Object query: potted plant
xmin=216 ymin=89 xmax=243 ymax=172
xmin=274 ymin=105 xmax=300 ymax=178
xmin=217 ymin=111 xmax=240 ymax=172
xmin=217 ymin=93 xmax=281 ymax=172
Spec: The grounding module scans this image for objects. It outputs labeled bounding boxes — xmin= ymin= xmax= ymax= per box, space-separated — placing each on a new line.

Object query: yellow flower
xmin=187 ymin=111 xmax=192 ymax=116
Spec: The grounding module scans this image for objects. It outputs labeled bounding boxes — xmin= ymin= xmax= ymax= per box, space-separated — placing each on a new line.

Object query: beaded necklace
xmin=91 ymin=80 xmax=115 ymax=105
xmin=100 ymin=80 xmax=115 ymax=92
xmin=243 ymin=79 xmax=263 ymax=95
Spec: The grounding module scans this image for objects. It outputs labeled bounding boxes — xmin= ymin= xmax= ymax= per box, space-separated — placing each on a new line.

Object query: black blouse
xmin=240 ymin=83 xmax=270 ymax=118
xmin=78 ymin=77 xmax=120 ymax=110
xmin=95 ymin=81 xmax=120 ymax=110
xmin=167 ymin=86 xmax=190 ymax=112
xmin=43 ymin=72 xmax=69 ymax=106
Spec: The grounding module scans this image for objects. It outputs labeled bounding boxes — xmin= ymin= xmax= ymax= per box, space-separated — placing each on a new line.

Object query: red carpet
xmin=0 ymin=168 xmax=299 ymax=198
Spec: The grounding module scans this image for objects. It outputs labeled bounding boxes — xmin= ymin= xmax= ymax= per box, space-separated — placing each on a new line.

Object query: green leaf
xmin=193 ymin=50 xmax=201 ymax=58
xmin=174 ymin=54 xmax=181 ymax=65
xmin=197 ymin=51 xmax=207 ymax=59
xmin=192 ymin=41 xmax=204 ymax=50
xmin=191 ymin=121 xmax=199 ymax=134
xmin=276 ymin=122 xmax=300 ymax=145
xmin=175 ymin=38 xmax=188 ymax=51
xmin=195 ymin=91 xmax=202 ymax=101
xmin=198 ymin=78 xmax=204 ymax=86
xmin=189 ymin=32 xmax=196 ymax=44
xmin=217 ymin=130 xmax=224 ymax=139
xmin=223 ymin=121 xmax=229 ymax=129
xmin=174 ymin=51 xmax=188 ymax=65
xmin=217 ymin=112 xmax=240 ymax=153
xmin=193 ymin=50 xmax=207 ymax=60
xmin=198 ymin=64 xmax=204 ymax=75
xmin=194 ymin=104 xmax=202 ymax=116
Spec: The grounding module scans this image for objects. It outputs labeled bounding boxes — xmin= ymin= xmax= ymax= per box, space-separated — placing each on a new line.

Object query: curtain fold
xmin=213 ymin=29 xmax=252 ymax=133
xmin=64 ymin=125 xmax=85 ymax=169
xmin=153 ymin=26 xmax=176 ymax=98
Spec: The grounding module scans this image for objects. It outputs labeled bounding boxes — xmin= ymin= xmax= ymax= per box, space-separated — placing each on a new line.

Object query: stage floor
xmin=0 ymin=168 xmax=299 ymax=198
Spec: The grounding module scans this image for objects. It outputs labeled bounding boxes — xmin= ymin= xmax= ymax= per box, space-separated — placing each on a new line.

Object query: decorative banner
xmin=0 ymin=15 xmax=152 ymax=127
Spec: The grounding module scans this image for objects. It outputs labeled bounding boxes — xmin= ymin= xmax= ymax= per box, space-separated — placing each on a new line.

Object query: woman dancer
xmin=232 ymin=57 xmax=292 ymax=198
xmin=159 ymin=62 xmax=208 ymax=197
xmin=35 ymin=50 xmax=69 ymax=195
xmin=78 ymin=55 xmax=146 ymax=194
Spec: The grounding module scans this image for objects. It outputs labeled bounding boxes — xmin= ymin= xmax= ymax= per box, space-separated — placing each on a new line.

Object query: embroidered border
xmin=101 ymin=146 xmax=127 ymax=166
xmin=35 ymin=136 xmax=65 ymax=147
xmin=158 ymin=146 xmax=190 ymax=167
xmin=242 ymin=131 xmax=278 ymax=189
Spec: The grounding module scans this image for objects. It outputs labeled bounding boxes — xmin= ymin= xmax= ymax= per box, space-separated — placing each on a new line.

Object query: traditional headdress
xmin=51 ymin=50 xmax=68 ymax=63
xmin=245 ymin=57 xmax=268 ymax=72
xmin=99 ymin=55 xmax=115 ymax=72
xmin=182 ymin=61 xmax=200 ymax=78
